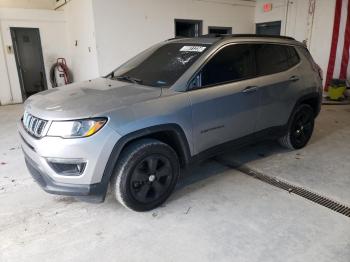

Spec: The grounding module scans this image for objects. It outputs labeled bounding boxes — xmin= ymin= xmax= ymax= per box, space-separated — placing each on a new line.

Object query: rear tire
xmin=278 ymin=104 xmax=315 ymax=150
xmin=111 ymin=138 xmax=180 ymax=212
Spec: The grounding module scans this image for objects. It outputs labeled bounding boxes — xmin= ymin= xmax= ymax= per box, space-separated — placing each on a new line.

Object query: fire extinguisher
xmin=49 ymin=58 xmax=73 ymax=87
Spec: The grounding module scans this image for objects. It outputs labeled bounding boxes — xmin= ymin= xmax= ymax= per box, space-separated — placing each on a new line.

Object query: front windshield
xmin=110 ymin=43 xmax=211 ymax=87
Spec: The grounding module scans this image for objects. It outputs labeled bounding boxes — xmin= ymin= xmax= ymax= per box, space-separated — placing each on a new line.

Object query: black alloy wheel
xmin=130 ymin=154 xmax=174 ymax=204
xmin=290 ymin=106 xmax=314 ymax=148
xmin=279 ymin=104 xmax=315 ymax=150
xmin=112 ymin=138 xmax=180 ymax=212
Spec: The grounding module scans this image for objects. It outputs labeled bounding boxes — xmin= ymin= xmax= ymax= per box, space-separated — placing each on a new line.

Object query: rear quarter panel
xmin=256 ymin=45 xmax=322 ymax=132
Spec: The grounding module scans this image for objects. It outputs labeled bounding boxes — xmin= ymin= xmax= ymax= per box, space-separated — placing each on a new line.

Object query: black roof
xmin=167 ymin=34 xmax=296 ymax=45
xmin=199 ymin=33 xmax=295 ymax=40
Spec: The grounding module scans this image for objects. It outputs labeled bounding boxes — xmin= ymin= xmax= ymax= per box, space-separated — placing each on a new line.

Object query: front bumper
xmin=18 ymin=120 xmax=121 ymax=200
xmin=24 ymin=151 xmax=105 ymax=201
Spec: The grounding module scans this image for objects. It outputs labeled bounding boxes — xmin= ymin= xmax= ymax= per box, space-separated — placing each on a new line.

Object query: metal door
xmin=11 ymin=27 xmax=47 ymax=100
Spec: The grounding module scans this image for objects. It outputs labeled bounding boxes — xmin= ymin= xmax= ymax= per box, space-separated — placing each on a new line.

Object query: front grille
xmin=22 ymin=111 xmax=48 ymax=138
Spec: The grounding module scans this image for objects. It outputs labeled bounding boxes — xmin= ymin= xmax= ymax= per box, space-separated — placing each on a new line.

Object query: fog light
xmin=47 ymin=158 xmax=86 ymax=176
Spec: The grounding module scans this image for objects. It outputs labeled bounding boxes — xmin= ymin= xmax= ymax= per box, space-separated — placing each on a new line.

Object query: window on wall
xmin=175 ymin=19 xmax=203 ymax=37
xmin=208 ymin=26 xmax=232 ymax=35
xmin=256 ymin=21 xmax=282 ymax=36
xmin=190 ymin=44 xmax=255 ymax=88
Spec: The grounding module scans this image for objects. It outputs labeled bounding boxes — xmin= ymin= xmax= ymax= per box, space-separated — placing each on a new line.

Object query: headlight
xmin=47 ymin=118 xmax=107 ymax=138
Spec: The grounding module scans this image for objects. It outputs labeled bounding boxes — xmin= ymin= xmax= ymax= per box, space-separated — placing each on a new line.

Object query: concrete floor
xmin=0 ymin=104 xmax=349 ymax=262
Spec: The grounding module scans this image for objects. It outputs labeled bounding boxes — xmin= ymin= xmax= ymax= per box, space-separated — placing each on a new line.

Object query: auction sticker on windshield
xmin=180 ymin=46 xmax=207 ymax=52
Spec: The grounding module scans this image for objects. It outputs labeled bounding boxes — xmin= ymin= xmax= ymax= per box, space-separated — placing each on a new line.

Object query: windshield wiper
xmin=115 ymin=75 xmax=143 ymax=84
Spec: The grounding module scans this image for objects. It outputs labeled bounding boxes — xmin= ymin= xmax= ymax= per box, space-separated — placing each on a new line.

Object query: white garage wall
xmin=0 ymin=8 xmax=69 ymax=105
xmin=255 ymin=0 xmax=313 ymax=43
xmin=92 ymin=0 xmax=256 ymax=75
xmin=0 ymin=27 xmax=12 ymax=104
xmin=255 ymin=0 xmax=336 ymax=83
xmin=309 ymin=0 xmax=336 ymax=84
xmin=63 ymin=0 xmax=99 ymax=82
xmin=255 ymin=0 xmax=288 ymax=32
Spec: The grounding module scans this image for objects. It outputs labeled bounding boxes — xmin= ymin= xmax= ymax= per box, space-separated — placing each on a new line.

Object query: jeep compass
xmin=19 ymin=35 xmax=323 ymax=211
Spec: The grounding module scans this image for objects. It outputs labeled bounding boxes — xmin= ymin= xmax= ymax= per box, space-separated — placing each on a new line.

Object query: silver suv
xmin=19 ymin=35 xmax=323 ymax=211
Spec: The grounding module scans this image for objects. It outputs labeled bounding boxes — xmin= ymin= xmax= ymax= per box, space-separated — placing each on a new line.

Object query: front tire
xmin=111 ymin=138 xmax=180 ymax=212
xmin=279 ymin=104 xmax=315 ymax=150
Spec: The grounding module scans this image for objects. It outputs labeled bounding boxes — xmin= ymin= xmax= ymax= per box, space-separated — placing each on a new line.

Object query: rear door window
xmin=255 ymin=44 xmax=290 ymax=75
xmin=286 ymin=46 xmax=300 ymax=67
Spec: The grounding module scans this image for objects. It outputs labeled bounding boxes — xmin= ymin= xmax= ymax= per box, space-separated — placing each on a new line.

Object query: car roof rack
xmin=199 ymin=33 xmax=295 ymax=40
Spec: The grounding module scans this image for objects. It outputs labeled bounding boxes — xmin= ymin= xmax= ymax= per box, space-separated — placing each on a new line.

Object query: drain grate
xmin=216 ymin=158 xmax=350 ymax=218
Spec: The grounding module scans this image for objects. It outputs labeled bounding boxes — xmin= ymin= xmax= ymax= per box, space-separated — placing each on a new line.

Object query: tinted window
xmin=299 ymin=46 xmax=318 ymax=69
xmin=194 ymin=44 xmax=255 ymax=87
xmin=111 ymin=43 xmax=211 ymax=87
xmin=299 ymin=46 xmax=314 ymax=63
xmin=255 ymin=44 xmax=290 ymax=75
xmin=286 ymin=46 xmax=300 ymax=67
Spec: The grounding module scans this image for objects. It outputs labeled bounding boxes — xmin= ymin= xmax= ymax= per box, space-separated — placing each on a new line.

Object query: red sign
xmin=263 ymin=3 xmax=273 ymax=12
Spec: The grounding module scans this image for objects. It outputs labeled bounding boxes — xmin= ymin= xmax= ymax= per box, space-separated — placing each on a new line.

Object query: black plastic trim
xmin=201 ymin=34 xmax=295 ymax=41
xmin=19 ymin=133 xmax=36 ymax=152
xmin=190 ymin=125 xmax=287 ymax=164
xmin=291 ymin=92 xmax=322 ymax=119
xmin=24 ymin=151 xmax=105 ymax=202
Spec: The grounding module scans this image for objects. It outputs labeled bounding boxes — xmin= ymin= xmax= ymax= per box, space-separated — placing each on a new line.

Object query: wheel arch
xmin=99 ymin=124 xmax=191 ymax=195
xmin=287 ymin=92 xmax=321 ymax=127
xmin=294 ymin=92 xmax=322 ymax=117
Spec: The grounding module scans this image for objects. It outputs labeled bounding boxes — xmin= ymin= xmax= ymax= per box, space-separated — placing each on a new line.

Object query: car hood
xmin=25 ymin=78 xmax=162 ymax=120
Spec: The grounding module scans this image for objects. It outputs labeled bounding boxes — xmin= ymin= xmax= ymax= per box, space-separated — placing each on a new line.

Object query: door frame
xmin=174 ymin=19 xmax=203 ymax=37
xmin=10 ymin=27 xmax=48 ymax=100
xmin=255 ymin=21 xmax=282 ymax=35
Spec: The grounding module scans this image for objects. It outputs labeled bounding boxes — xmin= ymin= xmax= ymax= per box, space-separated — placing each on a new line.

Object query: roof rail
xmin=166 ymin=36 xmax=187 ymax=41
xmin=199 ymin=33 xmax=295 ymax=40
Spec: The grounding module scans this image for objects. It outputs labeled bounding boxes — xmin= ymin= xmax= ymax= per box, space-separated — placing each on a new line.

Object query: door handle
xmin=242 ymin=86 xmax=258 ymax=93
xmin=289 ymin=75 xmax=299 ymax=82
